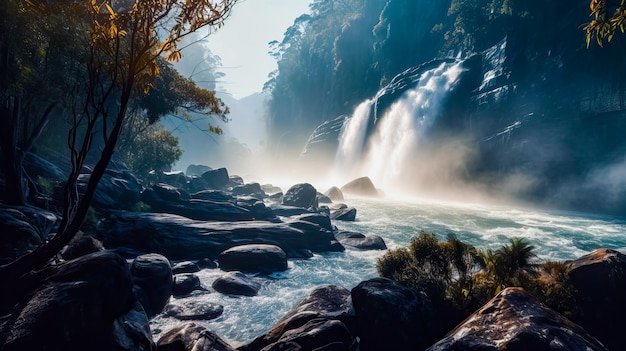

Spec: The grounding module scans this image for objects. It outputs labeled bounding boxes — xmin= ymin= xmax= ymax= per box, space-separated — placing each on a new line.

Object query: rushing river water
xmin=150 ymin=194 xmax=626 ymax=347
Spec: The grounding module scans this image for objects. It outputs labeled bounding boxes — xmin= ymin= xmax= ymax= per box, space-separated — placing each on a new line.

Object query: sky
xmin=204 ymin=0 xmax=311 ymax=99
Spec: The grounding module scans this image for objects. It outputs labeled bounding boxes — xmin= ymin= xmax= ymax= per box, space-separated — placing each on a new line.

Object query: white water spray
xmin=332 ymin=61 xmax=466 ymax=192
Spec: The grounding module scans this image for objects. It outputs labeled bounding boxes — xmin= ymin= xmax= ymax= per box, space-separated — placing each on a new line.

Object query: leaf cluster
xmin=584 ymin=0 xmax=626 ymax=47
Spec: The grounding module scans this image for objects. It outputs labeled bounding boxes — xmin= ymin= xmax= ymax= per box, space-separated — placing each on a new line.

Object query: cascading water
xmin=331 ymin=99 xmax=373 ymax=180
xmin=332 ymin=61 xmax=466 ymax=192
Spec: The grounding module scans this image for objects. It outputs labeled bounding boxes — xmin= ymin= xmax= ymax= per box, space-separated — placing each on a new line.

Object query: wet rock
xmin=164 ymin=299 xmax=224 ymax=321
xmin=317 ymin=193 xmax=333 ymax=204
xmin=218 ymin=244 xmax=288 ymax=274
xmin=157 ymin=322 xmax=237 ymax=351
xmin=260 ymin=319 xmax=353 ymax=351
xmin=427 ymin=287 xmax=607 ymax=351
xmin=340 ymin=177 xmax=378 ymax=197
xmin=112 ymin=301 xmax=155 ymax=350
xmin=190 ymin=189 xmax=236 ymax=203
xmin=98 ymin=212 xmax=342 ymax=260
xmin=283 ymin=183 xmax=318 ymax=209
xmin=130 ymin=253 xmax=173 ymax=319
xmin=1 ymin=251 xmax=135 ymax=351
xmin=330 ymin=207 xmax=356 ymax=221
xmin=171 ymin=261 xmax=200 ymax=275
xmin=173 ymin=273 xmax=203 ymax=297
xmin=232 ymin=183 xmax=266 ymax=199
xmin=567 ymin=248 xmax=626 ymax=351
xmin=291 ymin=213 xmax=333 ymax=231
xmin=201 ymin=168 xmax=230 ymax=189
xmin=212 ymin=271 xmax=261 ymax=297
xmin=197 ymin=258 xmax=218 ymax=269
xmin=268 ymin=204 xmax=312 ymax=217
xmin=351 ymin=277 xmax=438 ymax=351
xmin=60 ymin=235 xmax=104 ymax=261
xmin=151 ymin=183 xmax=190 ymax=202
xmin=241 ymin=285 xmax=355 ymax=351
xmin=334 ymin=231 xmax=386 ymax=250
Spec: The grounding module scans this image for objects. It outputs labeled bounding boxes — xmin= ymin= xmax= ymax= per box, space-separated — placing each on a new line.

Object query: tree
xmin=480 ymin=237 xmax=538 ymax=292
xmin=584 ymin=0 xmax=626 ymax=47
xmin=0 ymin=0 xmax=237 ymax=289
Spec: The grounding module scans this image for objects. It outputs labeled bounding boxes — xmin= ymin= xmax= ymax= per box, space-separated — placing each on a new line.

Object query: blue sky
xmin=206 ymin=0 xmax=311 ymax=99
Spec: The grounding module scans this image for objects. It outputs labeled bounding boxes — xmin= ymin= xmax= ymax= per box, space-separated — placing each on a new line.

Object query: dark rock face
xmin=241 ymin=285 xmax=355 ymax=351
xmin=330 ymin=207 xmax=356 ymax=221
xmin=157 ymin=322 xmax=237 ymax=351
xmin=232 ymin=183 xmax=266 ymax=199
xmin=112 ymin=301 xmax=154 ymax=351
xmin=1 ymin=251 xmax=138 ymax=351
xmin=151 ymin=183 xmax=191 ymax=202
xmin=260 ymin=319 xmax=353 ymax=351
xmin=173 ymin=273 xmax=203 ymax=297
xmin=0 ymin=206 xmax=57 ymax=264
xmin=98 ymin=212 xmax=342 ymax=260
xmin=212 ymin=271 xmax=261 ymax=297
xmin=317 ymin=193 xmax=333 ymax=204
xmin=324 ymin=187 xmax=344 ymax=201
xmin=163 ymin=299 xmax=224 ymax=321
xmin=351 ymin=277 xmax=437 ymax=351
xmin=283 ymin=183 xmax=318 ymax=209
xmin=130 ymin=253 xmax=173 ymax=319
xmin=60 ymin=235 xmax=104 ymax=260
xmin=567 ymin=248 xmax=626 ymax=351
xmin=142 ymin=187 xmax=253 ymax=221
xmin=197 ymin=258 xmax=218 ymax=269
xmin=77 ymin=167 xmax=143 ymax=211
xmin=340 ymin=177 xmax=378 ymax=197
xmin=186 ymin=164 xmax=212 ymax=177
xmin=218 ymin=244 xmax=288 ymax=274
xmin=171 ymin=261 xmax=200 ymax=275
xmin=334 ymin=231 xmax=386 ymax=250
xmin=191 ymin=189 xmax=236 ymax=203
xmin=292 ymin=213 xmax=334 ymax=231
xmin=201 ymin=168 xmax=230 ymax=189
xmin=427 ymin=287 xmax=608 ymax=351
xmin=299 ymin=115 xmax=349 ymax=169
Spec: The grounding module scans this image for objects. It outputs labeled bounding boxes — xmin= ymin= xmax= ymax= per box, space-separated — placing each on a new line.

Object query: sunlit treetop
xmin=584 ymin=0 xmax=626 ymax=47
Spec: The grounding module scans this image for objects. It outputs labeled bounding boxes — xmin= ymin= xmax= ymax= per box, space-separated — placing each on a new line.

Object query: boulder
xmin=130 ymin=253 xmax=173 ymax=319
xmin=197 ymin=258 xmax=218 ymax=269
xmin=60 ymin=235 xmax=104 ymax=260
xmin=159 ymin=171 xmax=188 ymax=189
xmin=351 ymin=277 xmax=438 ymax=351
xmin=98 ymin=212 xmax=342 ymax=260
xmin=186 ymin=164 xmax=212 ymax=177
xmin=218 ymin=244 xmax=288 ymax=274
xmin=157 ymin=322 xmax=237 ymax=351
xmin=334 ymin=231 xmax=387 ymax=250
xmin=291 ymin=213 xmax=334 ymax=231
xmin=164 ymin=299 xmax=224 ymax=321
xmin=330 ymin=207 xmax=356 ymax=221
xmin=427 ymin=288 xmax=608 ymax=351
xmin=151 ymin=183 xmax=190 ymax=202
xmin=283 ymin=183 xmax=318 ymax=209
xmin=141 ymin=187 xmax=253 ymax=221
xmin=173 ymin=273 xmax=203 ymax=297
xmin=317 ymin=193 xmax=333 ymax=204
xmin=201 ymin=168 xmax=230 ymax=189
xmin=0 ymin=208 xmax=47 ymax=265
xmin=324 ymin=187 xmax=344 ymax=201
xmin=567 ymin=248 xmax=626 ymax=351
xmin=186 ymin=176 xmax=209 ymax=193
xmin=24 ymin=152 xmax=67 ymax=182
xmin=212 ymin=271 xmax=261 ymax=296
xmin=1 ymin=251 xmax=136 ymax=351
xmin=262 ymin=184 xmax=283 ymax=195
xmin=268 ymin=204 xmax=313 ymax=217
xmin=75 ymin=167 xmax=143 ymax=210
xmin=241 ymin=285 xmax=355 ymax=351
xmin=191 ymin=189 xmax=236 ymax=203
xmin=259 ymin=319 xmax=353 ymax=351
xmin=171 ymin=261 xmax=200 ymax=275
xmin=112 ymin=301 xmax=155 ymax=351
xmin=340 ymin=177 xmax=378 ymax=197
xmin=232 ymin=182 xmax=266 ymax=199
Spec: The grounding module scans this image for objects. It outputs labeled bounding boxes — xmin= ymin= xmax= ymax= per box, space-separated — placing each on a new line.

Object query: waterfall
xmin=332 ymin=99 xmax=374 ymax=179
xmin=332 ymin=61 xmax=466 ymax=191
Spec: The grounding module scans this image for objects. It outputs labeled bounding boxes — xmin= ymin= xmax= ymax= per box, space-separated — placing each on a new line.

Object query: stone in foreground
xmin=157 ymin=322 xmax=237 ymax=351
xmin=212 ymin=271 xmax=261 ymax=296
xmin=218 ymin=244 xmax=287 ymax=274
xmin=427 ymin=287 xmax=607 ymax=351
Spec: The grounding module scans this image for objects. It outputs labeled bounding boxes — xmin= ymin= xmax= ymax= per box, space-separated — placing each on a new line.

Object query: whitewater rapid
xmin=151 ymin=195 xmax=626 ymax=346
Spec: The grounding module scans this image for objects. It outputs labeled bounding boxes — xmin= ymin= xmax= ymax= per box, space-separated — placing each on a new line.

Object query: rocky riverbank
xmin=1 ymin=160 xmax=625 ymax=350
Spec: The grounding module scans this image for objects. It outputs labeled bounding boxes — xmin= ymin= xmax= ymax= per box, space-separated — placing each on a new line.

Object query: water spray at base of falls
xmin=331 ymin=61 xmax=467 ymax=194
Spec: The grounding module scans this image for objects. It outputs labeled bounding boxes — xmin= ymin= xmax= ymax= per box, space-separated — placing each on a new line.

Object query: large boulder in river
xmin=163 ymin=299 xmax=223 ymax=321
xmin=212 ymin=271 xmax=261 ymax=296
xmin=241 ymin=285 xmax=356 ymax=351
xmin=335 ymin=231 xmax=386 ymax=250
xmin=157 ymin=322 xmax=237 ymax=351
xmin=0 ymin=251 xmax=144 ymax=351
xmin=130 ymin=253 xmax=173 ymax=318
xmin=427 ymin=287 xmax=607 ymax=351
xmin=217 ymin=244 xmax=288 ymax=274
xmin=232 ymin=182 xmax=266 ymax=199
xmin=283 ymin=183 xmax=318 ymax=209
xmin=201 ymin=167 xmax=229 ymax=189
xmin=567 ymin=248 xmax=626 ymax=351
xmin=97 ymin=212 xmax=343 ymax=260
xmin=324 ymin=186 xmax=344 ymax=201
xmin=340 ymin=177 xmax=378 ymax=197
xmin=351 ymin=277 xmax=439 ymax=351
xmin=330 ymin=207 xmax=357 ymax=221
